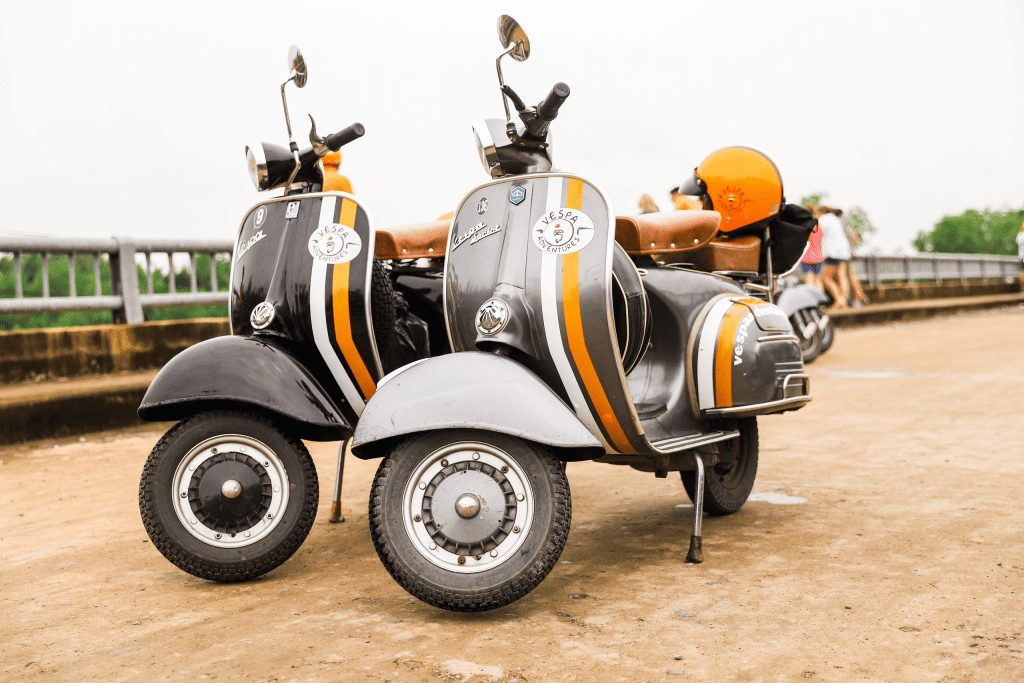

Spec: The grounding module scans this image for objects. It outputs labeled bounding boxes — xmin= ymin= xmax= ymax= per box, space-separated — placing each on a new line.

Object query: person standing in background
xmin=638 ymin=194 xmax=660 ymax=214
xmin=1016 ymin=221 xmax=1024 ymax=287
xmin=818 ymin=205 xmax=852 ymax=307
xmin=838 ymin=208 xmax=870 ymax=307
xmin=800 ymin=203 xmax=824 ymax=291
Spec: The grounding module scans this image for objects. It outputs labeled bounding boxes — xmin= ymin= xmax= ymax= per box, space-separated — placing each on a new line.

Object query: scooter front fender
xmin=776 ymin=284 xmax=827 ymax=316
xmin=350 ymin=352 xmax=604 ymax=460
xmin=138 ymin=335 xmax=351 ymax=441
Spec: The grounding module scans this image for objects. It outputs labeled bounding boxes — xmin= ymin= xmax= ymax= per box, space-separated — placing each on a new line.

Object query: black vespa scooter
xmin=137 ymin=47 xmax=447 ymax=582
xmin=350 ymin=17 xmax=813 ymax=612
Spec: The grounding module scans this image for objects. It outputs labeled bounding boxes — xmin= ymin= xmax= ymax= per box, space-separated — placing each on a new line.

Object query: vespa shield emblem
xmin=508 ymin=186 xmax=527 ymax=205
xmin=476 ymin=197 xmax=488 ymax=215
xmin=250 ymin=301 xmax=276 ymax=330
xmin=475 ymin=298 xmax=510 ymax=336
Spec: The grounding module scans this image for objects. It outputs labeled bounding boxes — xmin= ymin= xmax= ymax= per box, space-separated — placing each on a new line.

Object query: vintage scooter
xmin=776 ymin=274 xmax=834 ymax=362
xmin=351 ymin=17 xmax=813 ymax=612
xmin=136 ymin=47 xmax=448 ymax=582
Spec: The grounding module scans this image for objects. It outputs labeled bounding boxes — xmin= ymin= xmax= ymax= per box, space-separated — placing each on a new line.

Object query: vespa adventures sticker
xmin=308 ymin=223 xmax=362 ymax=264
xmin=532 ymin=208 xmax=595 ymax=255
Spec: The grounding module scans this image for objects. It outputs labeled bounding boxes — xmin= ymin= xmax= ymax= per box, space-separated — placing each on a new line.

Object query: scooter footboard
xmin=686 ymin=295 xmax=811 ymax=419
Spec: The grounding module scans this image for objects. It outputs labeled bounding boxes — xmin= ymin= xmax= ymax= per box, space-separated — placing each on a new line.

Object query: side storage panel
xmin=687 ymin=296 xmax=811 ymax=419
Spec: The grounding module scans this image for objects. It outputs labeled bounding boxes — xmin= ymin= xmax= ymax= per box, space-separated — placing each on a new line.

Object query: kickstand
xmin=328 ymin=438 xmax=350 ymax=523
xmin=686 ymin=452 xmax=704 ymax=563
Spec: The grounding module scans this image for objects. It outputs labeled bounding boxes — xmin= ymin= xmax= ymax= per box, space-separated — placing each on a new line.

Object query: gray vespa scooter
xmin=775 ymin=273 xmax=835 ymax=362
xmin=136 ymin=47 xmax=444 ymax=583
xmin=351 ymin=17 xmax=813 ymax=612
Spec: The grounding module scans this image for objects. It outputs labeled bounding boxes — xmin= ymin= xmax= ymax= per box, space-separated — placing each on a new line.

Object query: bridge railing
xmin=0 ymin=235 xmax=234 ymax=324
xmin=852 ymin=253 xmax=1019 ymax=287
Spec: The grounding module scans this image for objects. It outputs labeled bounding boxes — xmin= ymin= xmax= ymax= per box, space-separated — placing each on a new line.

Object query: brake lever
xmin=308 ymin=114 xmax=330 ymax=157
xmin=501 ymin=85 xmax=527 ymax=113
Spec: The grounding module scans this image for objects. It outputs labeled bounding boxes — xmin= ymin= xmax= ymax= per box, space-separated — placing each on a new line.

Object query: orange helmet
xmin=675 ymin=147 xmax=783 ymax=233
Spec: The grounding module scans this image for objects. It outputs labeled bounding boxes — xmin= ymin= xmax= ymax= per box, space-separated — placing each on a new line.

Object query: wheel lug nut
xmin=490 ymin=550 xmax=498 ymax=557
xmin=211 ymin=448 xmax=218 ymax=454
xmin=413 ymin=514 xmax=422 ymax=522
xmin=267 ymin=513 xmax=273 ymax=519
xmin=472 ymin=452 xmax=480 ymax=460
xmin=513 ymin=526 xmax=521 ymax=533
xmin=244 ymin=531 xmax=250 ymax=537
xmin=441 ymin=459 xmax=448 ymax=467
xmin=516 ymin=494 xmax=524 ymax=502
xmin=180 ymin=492 xmax=187 ymax=498
xmin=458 ymin=556 xmax=466 ymax=565
xmin=215 ymin=533 xmax=222 ymax=539
xmin=429 ymin=543 xmax=437 ymax=550
xmin=500 ymin=466 xmax=508 ymax=473
xmin=418 ymin=482 xmax=426 ymax=490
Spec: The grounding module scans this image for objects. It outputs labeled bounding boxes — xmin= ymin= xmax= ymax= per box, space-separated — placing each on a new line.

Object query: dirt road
xmin=3 ymin=308 xmax=1023 ymax=682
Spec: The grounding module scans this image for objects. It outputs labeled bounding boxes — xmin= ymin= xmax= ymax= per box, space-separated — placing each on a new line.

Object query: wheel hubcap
xmin=172 ymin=435 xmax=289 ymax=548
xmin=403 ymin=443 xmax=535 ymax=574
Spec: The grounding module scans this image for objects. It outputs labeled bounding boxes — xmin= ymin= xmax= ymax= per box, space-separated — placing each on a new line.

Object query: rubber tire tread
xmin=370 ymin=258 xmax=397 ymax=351
xmin=139 ymin=409 xmax=318 ymax=582
xmin=369 ymin=431 xmax=571 ymax=612
xmin=681 ymin=418 xmax=759 ymax=516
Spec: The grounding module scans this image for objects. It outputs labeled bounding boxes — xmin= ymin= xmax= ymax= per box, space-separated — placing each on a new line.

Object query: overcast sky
xmin=2 ymin=0 xmax=1021 ymax=255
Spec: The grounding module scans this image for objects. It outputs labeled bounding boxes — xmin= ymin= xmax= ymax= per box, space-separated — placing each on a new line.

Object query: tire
xmin=139 ymin=409 xmax=318 ymax=582
xmin=817 ymin=310 xmax=835 ymax=353
xmin=370 ymin=258 xmax=397 ymax=351
xmin=681 ymin=418 xmax=758 ymax=516
xmin=369 ymin=429 xmax=571 ymax=612
xmin=792 ymin=308 xmax=822 ymax=364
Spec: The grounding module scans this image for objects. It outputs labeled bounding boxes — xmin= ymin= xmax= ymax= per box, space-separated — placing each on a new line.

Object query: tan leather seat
xmin=375 ymin=220 xmax=451 ymax=259
xmin=689 ymin=235 xmax=762 ymax=272
xmin=615 ymin=211 xmax=720 ymax=258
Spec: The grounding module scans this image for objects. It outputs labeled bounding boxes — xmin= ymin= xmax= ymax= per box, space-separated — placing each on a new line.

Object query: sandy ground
xmin=2 ymin=308 xmax=1023 ymax=682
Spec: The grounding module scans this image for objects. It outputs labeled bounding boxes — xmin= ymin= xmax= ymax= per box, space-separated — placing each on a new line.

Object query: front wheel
xmin=139 ymin=410 xmax=319 ymax=582
xmin=792 ymin=308 xmax=823 ymax=363
xmin=370 ymin=430 xmax=571 ymax=612
xmin=681 ymin=418 xmax=758 ymax=515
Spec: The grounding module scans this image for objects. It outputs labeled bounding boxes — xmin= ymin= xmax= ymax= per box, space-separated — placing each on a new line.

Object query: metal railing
xmin=851 ymin=253 xmax=1020 ymax=287
xmin=1 ymin=235 xmax=234 ymax=324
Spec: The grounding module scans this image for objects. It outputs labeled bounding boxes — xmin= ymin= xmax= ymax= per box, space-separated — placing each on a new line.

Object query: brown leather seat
xmin=688 ymin=235 xmax=762 ymax=272
xmin=615 ymin=211 xmax=720 ymax=258
xmin=375 ymin=220 xmax=451 ymax=259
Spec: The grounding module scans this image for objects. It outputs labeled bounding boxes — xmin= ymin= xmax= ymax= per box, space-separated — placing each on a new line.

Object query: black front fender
xmin=138 ymin=335 xmax=350 ymax=441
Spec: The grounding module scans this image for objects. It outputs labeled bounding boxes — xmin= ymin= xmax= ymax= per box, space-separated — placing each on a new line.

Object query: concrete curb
xmin=3 ymin=295 xmax=1023 ymax=446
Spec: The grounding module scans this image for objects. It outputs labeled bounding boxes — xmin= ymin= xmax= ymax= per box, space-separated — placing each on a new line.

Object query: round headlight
xmin=472 ymin=121 xmax=502 ymax=178
xmin=245 ymin=144 xmax=269 ymax=191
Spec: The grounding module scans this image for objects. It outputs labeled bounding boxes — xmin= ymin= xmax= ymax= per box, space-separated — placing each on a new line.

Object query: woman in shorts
xmin=801 ymin=203 xmax=825 ymax=291
xmin=818 ymin=206 xmax=852 ymax=307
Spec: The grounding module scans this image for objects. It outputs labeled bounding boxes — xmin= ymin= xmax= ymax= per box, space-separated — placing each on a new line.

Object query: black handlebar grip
xmin=326 ymin=123 xmax=365 ymax=152
xmin=536 ymin=82 xmax=570 ymax=120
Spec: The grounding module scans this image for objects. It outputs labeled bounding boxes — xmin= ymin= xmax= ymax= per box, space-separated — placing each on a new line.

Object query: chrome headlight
xmin=246 ymin=144 xmax=269 ymax=191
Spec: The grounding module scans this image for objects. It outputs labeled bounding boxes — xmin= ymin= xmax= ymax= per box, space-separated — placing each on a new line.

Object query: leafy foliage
xmin=0 ymin=253 xmax=231 ymax=330
xmin=913 ymin=208 xmax=1024 ymax=255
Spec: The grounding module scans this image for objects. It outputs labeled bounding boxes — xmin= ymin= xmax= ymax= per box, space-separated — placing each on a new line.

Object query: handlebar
xmin=326 ymin=123 xmax=365 ymax=152
xmin=537 ymin=82 xmax=570 ymax=120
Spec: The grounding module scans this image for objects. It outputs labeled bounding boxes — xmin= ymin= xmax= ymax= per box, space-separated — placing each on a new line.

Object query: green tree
xmin=913 ymin=208 xmax=1024 ymax=255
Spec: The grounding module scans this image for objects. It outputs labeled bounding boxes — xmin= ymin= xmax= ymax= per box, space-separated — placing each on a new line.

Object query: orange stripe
xmin=713 ymin=304 xmax=747 ymax=407
xmin=562 ymin=251 xmax=635 ymax=455
xmin=566 ymin=177 xmax=584 ymax=211
xmin=331 ymin=199 xmax=376 ymax=399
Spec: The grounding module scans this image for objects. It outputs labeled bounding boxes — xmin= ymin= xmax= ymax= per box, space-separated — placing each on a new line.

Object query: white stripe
xmin=696 ymin=298 xmax=738 ymax=411
xmin=309 ymin=196 xmax=365 ymax=415
xmin=539 ymin=176 xmax=611 ymax=451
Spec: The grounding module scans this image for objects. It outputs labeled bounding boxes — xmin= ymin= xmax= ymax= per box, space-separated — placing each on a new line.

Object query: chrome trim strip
xmin=704 ymin=395 xmax=811 ymax=417
xmin=650 ymin=429 xmax=739 ymax=454
xmin=696 ymin=297 xmax=737 ymax=412
xmin=758 ymin=333 xmax=800 ymax=343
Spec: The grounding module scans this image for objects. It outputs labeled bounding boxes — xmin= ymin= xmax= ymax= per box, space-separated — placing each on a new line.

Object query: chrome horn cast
xmin=171 ymin=434 xmax=289 ymax=549
xmin=402 ymin=442 xmax=535 ymax=574
xmin=250 ymin=301 xmax=275 ymax=329
xmin=475 ymin=298 xmax=509 ymax=336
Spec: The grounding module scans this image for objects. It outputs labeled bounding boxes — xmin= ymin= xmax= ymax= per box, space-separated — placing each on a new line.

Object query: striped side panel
xmin=539 ymin=177 xmax=610 ymax=451
xmin=712 ymin=304 xmax=748 ymax=408
xmin=696 ymin=297 xmax=737 ymax=411
xmin=331 ymin=199 xmax=376 ymax=400
xmin=310 ymin=197 xmax=366 ymax=415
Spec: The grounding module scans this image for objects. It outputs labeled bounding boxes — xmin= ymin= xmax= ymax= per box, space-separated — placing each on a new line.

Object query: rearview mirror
xmin=288 ymin=45 xmax=307 ymax=87
xmin=497 ymin=15 xmax=530 ymax=62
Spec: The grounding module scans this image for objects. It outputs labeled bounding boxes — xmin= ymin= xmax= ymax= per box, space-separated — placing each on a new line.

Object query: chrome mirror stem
xmin=280 ymin=76 xmax=302 ymax=191
xmin=495 ymin=45 xmax=517 ymax=127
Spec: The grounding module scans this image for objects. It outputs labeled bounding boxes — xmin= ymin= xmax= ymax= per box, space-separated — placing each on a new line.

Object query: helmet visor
xmin=672 ymin=173 xmax=712 ymax=210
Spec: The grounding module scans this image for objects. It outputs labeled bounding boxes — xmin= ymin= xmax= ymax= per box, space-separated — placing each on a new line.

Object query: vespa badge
xmin=508 ymin=186 xmax=527 ymax=205
xmin=475 ymin=298 xmax=510 ymax=336
xmin=476 ymin=197 xmax=488 ymax=215
xmin=250 ymin=301 xmax=276 ymax=330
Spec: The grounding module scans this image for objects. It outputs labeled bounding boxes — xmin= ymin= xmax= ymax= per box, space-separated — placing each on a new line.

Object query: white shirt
xmin=819 ymin=213 xmax=851 ymax=261
xmin=1016 ymin=230 xmax=1024 ymax=259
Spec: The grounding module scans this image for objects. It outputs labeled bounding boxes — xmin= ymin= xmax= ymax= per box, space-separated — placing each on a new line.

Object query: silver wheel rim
xmin=402 ymin=441 xmax=535 ymax=574
xmin=171 ymin=434 xmax=289 ymax=549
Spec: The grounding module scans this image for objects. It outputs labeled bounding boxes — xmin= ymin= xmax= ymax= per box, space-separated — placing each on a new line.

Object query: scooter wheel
xmin=818 ymin=312 xmax=835 ymax=353
xmin=793 ymin=309 xmax=823 ymax=364
xmin=681 ymin=418 xmax=758 ymax=516
xmin=139 ymin=409 xmax=318 ymax=582
xmin=369 ymin=429 xmax=571 ymax=612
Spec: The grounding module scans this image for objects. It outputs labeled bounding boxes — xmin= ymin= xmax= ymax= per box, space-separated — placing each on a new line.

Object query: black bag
xmin=760 ymin=204 xmax=815 ymax=275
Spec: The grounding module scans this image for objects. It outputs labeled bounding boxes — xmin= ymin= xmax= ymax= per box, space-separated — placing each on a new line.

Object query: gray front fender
xmin=351 ymin=352 xmax=603 ymax=459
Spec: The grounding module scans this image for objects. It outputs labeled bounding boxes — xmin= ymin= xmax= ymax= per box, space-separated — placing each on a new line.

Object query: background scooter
xmin=775 ymin=273 xmax=834 ymax=362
